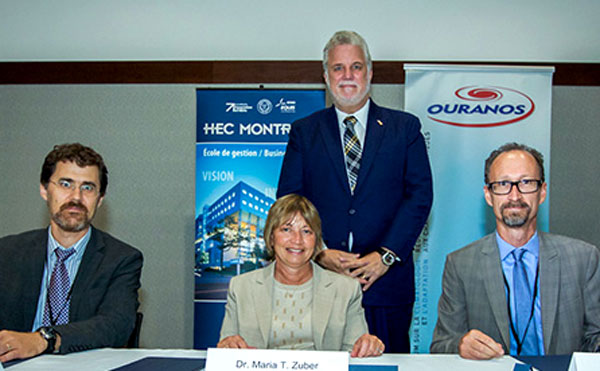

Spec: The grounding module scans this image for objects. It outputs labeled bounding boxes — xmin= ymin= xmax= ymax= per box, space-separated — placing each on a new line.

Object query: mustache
xmin=60 ymin=201 xmax=88 ymax=213
xmin=337 ymin=81 xmax=358 ymax=88
xmin=500 ymin=201 xmax=529 ymax=212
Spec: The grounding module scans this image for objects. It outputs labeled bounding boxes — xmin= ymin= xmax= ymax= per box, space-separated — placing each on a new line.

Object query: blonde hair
xmin=263 ymin=194 xmax=323 ymax=261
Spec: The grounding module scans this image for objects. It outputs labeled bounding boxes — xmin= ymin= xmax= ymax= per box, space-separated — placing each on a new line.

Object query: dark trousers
xmin=364 ymin=303 xmax=413 ymax=353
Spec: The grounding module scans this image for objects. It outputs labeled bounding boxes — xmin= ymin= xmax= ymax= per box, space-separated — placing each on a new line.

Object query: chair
xmin=126 ymin=312 xmax=143 ymax=348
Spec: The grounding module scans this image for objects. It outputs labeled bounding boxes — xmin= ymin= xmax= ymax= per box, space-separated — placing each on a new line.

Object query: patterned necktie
xmin=512 ymin=248 xmax=538 ymax=355
xmin=43 ymin=248 xmax=76 ymax=326
xmin=343 ymin=116 xmax=362 ymax=193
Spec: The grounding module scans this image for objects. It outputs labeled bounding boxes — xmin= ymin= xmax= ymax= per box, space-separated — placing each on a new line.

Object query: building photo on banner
xmin=194 ymin=88 xmax=325 ymax=348
xmin=404 ymin=64 xmax=554 ymax=353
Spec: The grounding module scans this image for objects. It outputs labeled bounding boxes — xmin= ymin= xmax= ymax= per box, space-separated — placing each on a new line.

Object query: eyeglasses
xmin=487 ymin=179 xmax=542 ymax=195
xmin=49 ymin=179 xmax=98 ymax=196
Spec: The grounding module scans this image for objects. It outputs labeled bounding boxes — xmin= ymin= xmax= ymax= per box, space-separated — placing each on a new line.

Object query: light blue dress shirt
xmin=496 ymin=231 xmax=544 ymax=355
xmin=31 ymin=227 xmax=91 ymax=330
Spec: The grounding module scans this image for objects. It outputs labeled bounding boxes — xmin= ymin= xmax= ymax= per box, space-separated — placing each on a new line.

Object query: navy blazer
xmin=277 ymin=101 xmax=433 ymax=306
xmin=0 ymin=227 xmax=143 ymax=353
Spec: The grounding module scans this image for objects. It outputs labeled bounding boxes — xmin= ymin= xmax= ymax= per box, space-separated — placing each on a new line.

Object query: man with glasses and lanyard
xmin=430 ymin=142 xmax=600 ymax=359
xmin=0 ymin=143 xmax=142 ymax=362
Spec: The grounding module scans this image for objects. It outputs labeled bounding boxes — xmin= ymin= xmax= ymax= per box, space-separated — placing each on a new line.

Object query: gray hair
xmin=484 ymin=142 xmax=545 ymax=184
xmin=322 ymin=30 xmax=372 ymax=77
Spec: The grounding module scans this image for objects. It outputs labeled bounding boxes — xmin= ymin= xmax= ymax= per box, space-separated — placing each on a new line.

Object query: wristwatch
xmin=38 ymin=326 xmax=58 ymax=354
xmin=377 ymin=247 xmax=401 ymax=266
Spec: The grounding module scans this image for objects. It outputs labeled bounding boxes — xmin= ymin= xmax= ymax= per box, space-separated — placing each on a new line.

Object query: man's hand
xmin=351 ymin=333 xmax=385 ymax=358
xmin=315 ymin=249 xmax=360 ymax=276
xmin=217 ymin=335 xmax=255 ymax=349
xmin=458 ymin=329 xmax=504 ymax=360
xmin=344 ymin=251 xmax=389 ymax=291
xmin=0 ymin=330 xmax=47 ymax=362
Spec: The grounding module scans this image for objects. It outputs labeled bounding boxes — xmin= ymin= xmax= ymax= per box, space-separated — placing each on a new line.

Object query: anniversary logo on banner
xmin=404 ymin=65 xmax=554 ymax=353
xmin=194 ymin=88 xmax=325 ymax=348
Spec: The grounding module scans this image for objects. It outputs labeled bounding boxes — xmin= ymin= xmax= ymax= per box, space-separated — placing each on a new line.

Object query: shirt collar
xmin=335 ymin=99 xmax=370 ymax=131
xmin=496 ymin=230 xmax=540 ymax=261
xmin=47 ymin=226 xmax=92 ymax=260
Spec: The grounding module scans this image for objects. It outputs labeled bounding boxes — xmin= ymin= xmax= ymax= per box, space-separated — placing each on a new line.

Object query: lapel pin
xmin=377 ymin=120 xmax=384 ymax=126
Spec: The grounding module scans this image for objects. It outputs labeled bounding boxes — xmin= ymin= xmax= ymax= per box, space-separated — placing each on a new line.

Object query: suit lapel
xmin=22 ymin=230 xmax=48 ymax=329
xmin=311 ymin=263 xmax=335 ymax=350
xmin=253 ymin=263 xmax=275 ymax=347
xmin=481 ymin=236 xmax=511 ymax=348
xmin=354 ymin=101 xmax=385 ymax=194
xmin=69 ymin=227 xmax=105 ymax=320
xmin=319 ymin=106 xmax=353 ymax=195
xmin=538 ymin=233 xmax=559 ymax=354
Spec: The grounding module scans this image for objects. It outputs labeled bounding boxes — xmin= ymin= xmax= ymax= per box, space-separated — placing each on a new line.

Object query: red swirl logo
xmin=455 ymin=87 xmax=503 ymax=101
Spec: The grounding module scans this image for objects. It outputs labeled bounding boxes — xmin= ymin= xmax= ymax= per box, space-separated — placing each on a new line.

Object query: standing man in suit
xmin=430 ymin=142 xmax=600 ymax=358
xmin=277 ymin=30 xmax=433 ymax=353
xmin=0 ymin=143 xmax=143 ymax=362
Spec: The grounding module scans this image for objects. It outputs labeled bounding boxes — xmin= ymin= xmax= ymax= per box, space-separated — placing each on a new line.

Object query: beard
xmin=51 ymin=200 xmax=91 ymax=232
xmin=327 ymin=77 xmax=371 ymax=110
xmin=500 ymin=200 xmax=531 ymax=227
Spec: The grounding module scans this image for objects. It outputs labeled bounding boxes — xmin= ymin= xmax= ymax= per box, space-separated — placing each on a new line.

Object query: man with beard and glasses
xmin=277 ymin=30 xmax=433 ymax=353
xmin=0 ymin=143 xmax=143 ymax=362
xmin=431 ymin=142 xmax=600 ymax=359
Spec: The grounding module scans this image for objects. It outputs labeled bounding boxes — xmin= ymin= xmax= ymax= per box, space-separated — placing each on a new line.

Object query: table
xmin=3 ymin=349 xmax=532 ymax=371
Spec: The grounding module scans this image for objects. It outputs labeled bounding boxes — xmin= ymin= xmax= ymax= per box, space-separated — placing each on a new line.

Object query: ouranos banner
xmin=194 ymin=88 xmax=325 ymax=348
xmin=404 ymin=65 xmax=554 ymax=353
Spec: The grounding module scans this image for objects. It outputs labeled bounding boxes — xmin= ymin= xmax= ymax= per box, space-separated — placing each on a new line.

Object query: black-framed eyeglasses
xmin=487 ymin=179 xmax=542 ymax=195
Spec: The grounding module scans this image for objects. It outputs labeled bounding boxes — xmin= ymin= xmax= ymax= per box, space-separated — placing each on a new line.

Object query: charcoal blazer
xmin=0 ymin=227 xmax=143 ymax=354
xmin=219 ymin=262 xmax=368 ymax=351
xmin=277 ymin=100 xmax=433 ymax=305
xmin=430 ymin=232 xmax=600 ymax=354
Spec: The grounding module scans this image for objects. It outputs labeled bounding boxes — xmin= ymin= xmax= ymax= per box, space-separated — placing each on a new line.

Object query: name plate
xmin=569 ymin=352 xmax=600 ymax=371
xmin=206 ymin=348 xmax=349 ymax=371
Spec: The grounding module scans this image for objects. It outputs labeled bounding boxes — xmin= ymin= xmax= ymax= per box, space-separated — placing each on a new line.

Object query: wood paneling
xmin=1 ymin=61 xmax=598 ymax=85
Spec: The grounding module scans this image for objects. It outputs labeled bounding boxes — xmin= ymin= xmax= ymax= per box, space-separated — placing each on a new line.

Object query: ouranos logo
xmin=427 ymin=86 xmax=535 ymax=128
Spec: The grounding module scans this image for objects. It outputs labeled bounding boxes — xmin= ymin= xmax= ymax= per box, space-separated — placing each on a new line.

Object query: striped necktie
xmin=343 ymin=116 xmax=362 ymax=193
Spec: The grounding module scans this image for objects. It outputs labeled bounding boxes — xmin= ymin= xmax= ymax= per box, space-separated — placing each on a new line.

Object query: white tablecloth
xmin=5 ymin=348 xmax=525 ymax=371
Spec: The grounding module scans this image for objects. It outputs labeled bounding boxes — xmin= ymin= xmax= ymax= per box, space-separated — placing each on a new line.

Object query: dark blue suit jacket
xmin=0 ymin=226 xmax=142 ymax=353
xmin=277 ymin=101 xmax=433 ymax=306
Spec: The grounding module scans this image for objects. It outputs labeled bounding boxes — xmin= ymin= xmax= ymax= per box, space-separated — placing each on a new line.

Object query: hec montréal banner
xmin=194 ymin=88 xmax=325 ymax=348
xmin=404 ymin=64 xmax=554 ymax=353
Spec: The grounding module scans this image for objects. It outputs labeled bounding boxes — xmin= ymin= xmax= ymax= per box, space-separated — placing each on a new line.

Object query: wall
xmin=1 ymin=0 xmax=599 ymax=62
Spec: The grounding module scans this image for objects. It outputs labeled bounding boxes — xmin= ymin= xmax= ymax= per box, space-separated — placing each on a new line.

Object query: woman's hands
xmin=217 ymin=335 xmax=255 ymax=349
xmin=351 ymin=333 xmax=385 ymax=357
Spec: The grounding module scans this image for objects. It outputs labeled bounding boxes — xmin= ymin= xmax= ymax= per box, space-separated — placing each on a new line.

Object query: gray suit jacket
xmin=0 ymin=227 xmax=143 ymax=354
xmin=219 ymin=261 xmax=368 ymax=351
xmin=430 ymin=232 xmax=600 ymax=355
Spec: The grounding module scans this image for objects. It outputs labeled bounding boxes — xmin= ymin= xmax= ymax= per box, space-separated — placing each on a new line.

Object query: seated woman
xmin=218 ymin=194 xmax=384 ymax=357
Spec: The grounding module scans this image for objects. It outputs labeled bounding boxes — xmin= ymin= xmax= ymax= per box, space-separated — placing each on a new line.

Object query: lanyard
xmin=502 ymin=263 xmax=540 ymax=355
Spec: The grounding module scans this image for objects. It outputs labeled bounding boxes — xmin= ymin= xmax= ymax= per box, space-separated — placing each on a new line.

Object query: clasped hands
xmin=316 ymin=249 xmax=389 ymax=291
xmin=217 ymin=333 xmax=384 ymax=358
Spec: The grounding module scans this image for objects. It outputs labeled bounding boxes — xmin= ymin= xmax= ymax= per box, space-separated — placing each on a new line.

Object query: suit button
xmin=341 ymin=241 xmax=347 ymax=247
xmin=349 ymin=209 xmax=356 ymax=215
